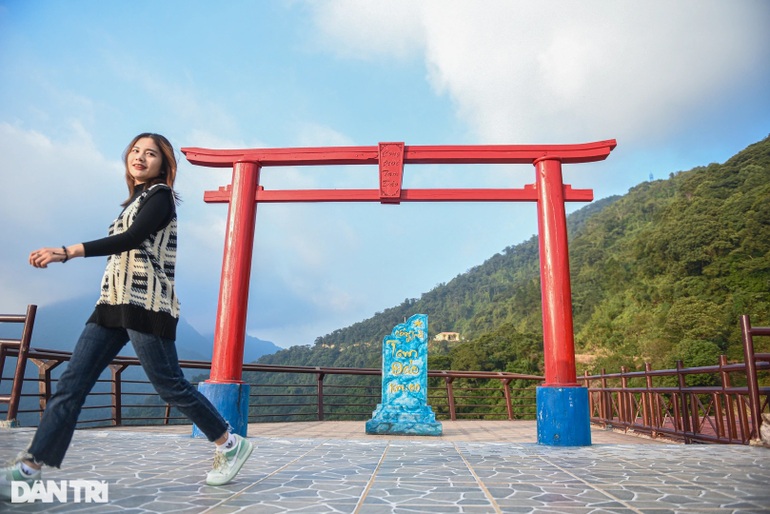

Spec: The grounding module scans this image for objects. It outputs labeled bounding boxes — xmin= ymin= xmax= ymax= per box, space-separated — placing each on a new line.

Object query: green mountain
xmin=258 ymin=136 xmax=770 ymax=375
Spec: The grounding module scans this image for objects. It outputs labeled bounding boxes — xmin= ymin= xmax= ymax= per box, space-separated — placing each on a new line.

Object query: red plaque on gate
xmin=378 ymin=142 xmax=404 ymax=203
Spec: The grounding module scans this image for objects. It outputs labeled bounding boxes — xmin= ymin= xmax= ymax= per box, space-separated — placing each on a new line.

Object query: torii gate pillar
xmin=192 ymin=161 xmax=259 ymax=438
xmin=534 ymin=158 xmax=590 ymax=445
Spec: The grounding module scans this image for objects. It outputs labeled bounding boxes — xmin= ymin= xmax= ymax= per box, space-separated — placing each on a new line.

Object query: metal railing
xmin=0 ymin=350 xmax=543 ymax=428
xmin=0 ymin=305 xmax=37 ymax=424
xmin=2 ymin=312 xmax=768 ymax=444
xmin=579 ymin=315 xmax=770 ymax=444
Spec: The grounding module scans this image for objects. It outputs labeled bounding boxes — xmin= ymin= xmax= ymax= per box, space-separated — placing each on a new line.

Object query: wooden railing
xmin=2 ymin=312 xmax=768 ymax=444
xmin=0 ymin=350 xmax=543 ymax=427
xmin=579 ymin=315 xmax=770 ymax=444
xmin=0 ymin=305 xmax=36 ymax=425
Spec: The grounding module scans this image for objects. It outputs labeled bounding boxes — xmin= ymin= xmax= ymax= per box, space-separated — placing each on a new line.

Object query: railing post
xmin=644 ymin=363 xmax=657 ymax=438
xmin=676 ymin=360 xmax=692 ymax=443
xmin=741 ymin=315 xmax=762 ymax=441
xmin=109 ymin=363 xmax=128 ymax=426
xmin=501 ymin=378 xmax=514 ymax=420
xmin=3 ymin=305 xmax=37 ymax=422
xmin=317 ymin=370 xmax=325 ymax=421
xmin=719 ymin=354 xmax=738 ymax=441
xmin=583 ymin=371 xmax=594 ymax=420
xmin=619 ymin=366 xmax=629 ymax=429
xmin=29 ymin=358 xmax=62 ymax=419
xmin=714 ymin=355 xmax=727 ymax=440
xmin=444 ymin=376 xmax=456 ymax=421
xmin=600 ymin=368 xmax=611 ymax=425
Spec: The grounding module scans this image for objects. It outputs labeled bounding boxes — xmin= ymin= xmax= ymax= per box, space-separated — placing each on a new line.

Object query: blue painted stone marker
xmin=366 ymin=313 xmax=442 ymax=436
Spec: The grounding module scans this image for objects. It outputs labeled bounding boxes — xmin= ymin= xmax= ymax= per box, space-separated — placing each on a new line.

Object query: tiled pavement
xmin=1 ymin=420 xmax=769 ymax=513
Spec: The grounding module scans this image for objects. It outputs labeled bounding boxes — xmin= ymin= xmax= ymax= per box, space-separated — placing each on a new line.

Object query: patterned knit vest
xmin=94 ymin=184 xmax=180 ymax=332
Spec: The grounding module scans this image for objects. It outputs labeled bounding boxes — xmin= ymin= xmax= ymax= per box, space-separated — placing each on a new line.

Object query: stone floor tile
xmin=2 ymin=421 xmax=769 ymax=513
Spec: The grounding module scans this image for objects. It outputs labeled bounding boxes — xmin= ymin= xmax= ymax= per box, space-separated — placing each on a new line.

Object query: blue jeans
xmin=27 ymin=323 xmax=229 ymax=467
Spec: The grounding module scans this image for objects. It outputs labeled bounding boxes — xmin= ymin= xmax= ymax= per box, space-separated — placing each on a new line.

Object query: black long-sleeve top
xmin=82 ymin=185 xmax=175 ymax=257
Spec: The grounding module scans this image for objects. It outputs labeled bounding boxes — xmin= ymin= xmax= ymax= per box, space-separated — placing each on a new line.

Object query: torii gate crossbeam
xmin=183 ymin=139 xmax=617 ymax=446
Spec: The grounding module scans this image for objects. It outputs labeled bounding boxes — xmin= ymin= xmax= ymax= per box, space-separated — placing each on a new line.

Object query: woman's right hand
xmin=29 ymin=247 xmax=68 ymax=268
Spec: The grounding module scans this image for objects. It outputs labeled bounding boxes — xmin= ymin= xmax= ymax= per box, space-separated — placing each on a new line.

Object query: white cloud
xmin=294 ymin=121 xmax=356 ymax=147
xmin=308 ymin=0 xmax=425 ymax=60
xmin=0 ymin=122 xmax=122 ymax=311
xmin=0 ymin=122 xmax=118 ymax=221
xmin=312 ymin=0 xmax=770 ymax=144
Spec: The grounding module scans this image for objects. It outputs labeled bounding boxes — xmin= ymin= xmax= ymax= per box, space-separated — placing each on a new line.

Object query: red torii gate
xmin=183 ymin=139 xmax=616 ymax=445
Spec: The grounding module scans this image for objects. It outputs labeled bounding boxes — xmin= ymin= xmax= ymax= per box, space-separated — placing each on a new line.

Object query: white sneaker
xmin=205 ymin=434 xmax=254 ymax=486
xmin=1 ymin=462 xmax=41 ymax=501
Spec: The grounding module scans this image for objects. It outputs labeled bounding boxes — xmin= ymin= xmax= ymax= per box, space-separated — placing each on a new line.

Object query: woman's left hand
xmin=29 ymin=247 xmax=67 ymax=268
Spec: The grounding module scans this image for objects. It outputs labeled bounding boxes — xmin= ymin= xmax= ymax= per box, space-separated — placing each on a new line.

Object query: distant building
xmin=433 ymin=332 xmax=460 ymax=342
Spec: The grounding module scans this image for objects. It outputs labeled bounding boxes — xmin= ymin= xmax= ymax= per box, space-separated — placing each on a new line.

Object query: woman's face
xmin=127 ymin=137 xmax=163 ymax=184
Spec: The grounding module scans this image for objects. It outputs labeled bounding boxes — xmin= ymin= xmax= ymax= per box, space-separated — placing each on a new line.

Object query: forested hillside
xmin=258 ymin=136 xmax=770 ymax=375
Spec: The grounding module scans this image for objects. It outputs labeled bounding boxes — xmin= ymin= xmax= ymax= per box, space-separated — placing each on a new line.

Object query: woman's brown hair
xmin=121 ymin=133 xmax=179 ymax=206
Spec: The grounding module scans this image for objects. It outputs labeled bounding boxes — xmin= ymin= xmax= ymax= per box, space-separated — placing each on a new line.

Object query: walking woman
xmin=1 ymin=133 xmax=252 ymax=498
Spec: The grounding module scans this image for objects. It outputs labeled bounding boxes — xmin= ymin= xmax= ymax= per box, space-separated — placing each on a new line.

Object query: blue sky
xmin=1 ymin=1 xmax=769 ymax=349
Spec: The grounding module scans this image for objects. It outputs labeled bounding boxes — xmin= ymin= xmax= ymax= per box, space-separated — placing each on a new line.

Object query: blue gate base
xmin=536 ymin=386 xmax=591 ymax=446
xmin=192 ymin=382 xmax=250 ymax=439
